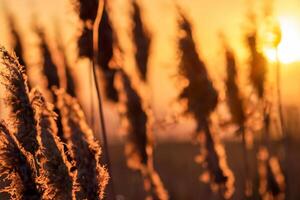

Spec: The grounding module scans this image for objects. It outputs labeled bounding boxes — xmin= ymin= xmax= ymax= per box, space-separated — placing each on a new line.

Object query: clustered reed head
xmin=72 ymin=0 xmax=98 ymax=22
xmin=257 ymin=148 xmax=285 ymax=200
xmin=0 ymin=47 xmax=39 ymax=156
xmin=196 ymin=123 xmax=234 ymax=198
xmin=247 ymin=32 xmax=267 ymax=99
xmin=6 ymin=13 xmax=26 ymax=67
xmin=115 ymin=70 xmax=168 ymax=200
xmin=116 ymin=70 xmax=148 ymax=168
xmin=56 ymin=42 xmax=76 ymax=97
xmin=55 ymin=89 xmax=109 ymax=200
xmin=132 ymin=1 xmax=150 ymax=81
xmin=224 ymin=47 xmax=246 ymax=130
xmin=0 ymin=122 xmax=41 ymax=200
xmin=98 ymin=8 xmax=119 ymax=102
xmin=34 ymin=27 xmax=60 ymax=92
xmin=178 ymin=15 xmax=218 ymax=123
xmin=71 ymin=0 xmax=97 ymax=58
xmin=177 ymin=13 xmax=234 ymax=198
xmin=30 ymin=89 xmax=74 ymax=200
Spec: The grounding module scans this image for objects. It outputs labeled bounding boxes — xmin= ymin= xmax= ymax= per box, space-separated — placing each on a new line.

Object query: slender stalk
xmin=275 ymin=48 xmax=285 ymax=138
xmin=276 ymin=47 xmax=288 ymax=199
xmin=92 ymin=0 xmax=115 ymax=198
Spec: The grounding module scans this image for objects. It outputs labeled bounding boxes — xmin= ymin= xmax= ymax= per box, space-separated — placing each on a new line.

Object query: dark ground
xmin=0 ymin=140 xmax=298 ymax=199
xmin=110 ymin=140 xmax=300 ymax=200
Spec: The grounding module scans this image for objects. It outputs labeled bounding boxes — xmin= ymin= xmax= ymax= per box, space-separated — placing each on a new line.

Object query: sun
xmin=263 ymin=16 xmax=300 ymax=64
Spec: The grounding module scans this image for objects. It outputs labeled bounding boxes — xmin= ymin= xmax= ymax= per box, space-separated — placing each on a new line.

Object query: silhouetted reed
xmin=116 ymin=70 xmax=168 ymax=200
xmin=72 ymin=0 xmax=118 ymax=102
xmin=247 ymin=32 xmax=267 ymax=99
xmin=72 ymin=0 xmax=98 ymax=23
xmin=55 ymin=89 xmax=109 ymax=200
xmin=132 ymin=1 xmax=150 ymax=81
xmin=0 ymin=47 xmax=39 ymax=158
xmin=30 ymin=89 xmax=74 ymax=200
xmin=35 ymin=27 xmax=60 ymax=93
xmin=246 ymin=24 xmax=285 ymax=199
xmin=257 ymin=148 xmax=285 ymax=200
xmin=0 ymin=122 xmax=41 ymax=200
xmin=6 ymin=13 xmax=26 ymax=67
xmin=177 ymin=14 xmax=234 ymax=198
xmin=224 ymin=48 xmax=246 ymax=130
xmin=224 ymin=47 xmax=252 ymax=196
xmin=98 ymin=9 xmax=119 ymax=102
xmin=56 ymin=42 xmax=76 ymax=97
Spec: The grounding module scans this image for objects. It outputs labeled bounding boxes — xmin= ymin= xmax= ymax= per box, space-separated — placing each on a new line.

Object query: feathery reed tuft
xmin=117 ymin=70 xmax=148 ymax=167
xmin=34 ymin=27 xmax=60 ymax=92
xmin=71 ymin=0 xmax=98 ymax=22
xmin=0 ymin=47 xmax=39 ymax=157
xmin=55 ymin=89 xmax=109 ymax=200
xmin=245 ymin=20 xmax=285 ymax=199
xmin=30 ymin=89 xmax=74 ymax=200
xmin=116 ymin=70 xmax=168 ymax=200
xmin=177 ymin=14 xmax=234 ymax=198
xmin=0 ymin=122 xmax=41 ymax=200
xmin=98 ymin=8 xmax=119 ymax=102
xmin=132 ymin=1 xmax=151 ymax=81
xmin=224 ymin=48 xmax=246 ymax=129
xmin=6 ymin=14 xmax=26 ymax=67
xmin=247 ymin=32 xmax=267 ymax=99
xmin=257 ymin=148 xmax=285 ymax=200
xmin=224 ymin=46 xmax=253 ymax=197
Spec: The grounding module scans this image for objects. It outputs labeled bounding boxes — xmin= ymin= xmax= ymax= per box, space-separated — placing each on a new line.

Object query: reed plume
xmin=177 ymin=14 xmax=234 ymax=198
xmin=65 ymin=66 xmax=76 ymax=97
xmin=6 ymin=13 xmax=26 ymax=67
xmin=30 ymin=89 xmax=74 ymax=200
xmin=35 ymin=27 xmax=60 ymax=92
xmin=71 ymin=0 xmax=97 ymax=58
xmin=0 ymin=122 xmax=41 ymax=200
xmin=132 ymin=1 xmax=150 ymax=81
xmin=224 ymin=46 xmax=252 ymax=196
xmin=115 ymin=69 xmax=168 ymax=200
xmin=98 ymin=8 xmax=119 ymax=102
xmin=257 ymin=148 xmax=285 ymax=200
xmin=246 ymin=24 xmax=285 ymax=198
xmin=55 ymin=89 xmax=109 ymax=200
xmin=247 ymin=32 xmax=267 ymax=99
xmin=0 ymin=47 xmax=39 ymax=158
xmin=72 ymin=0 xmax=98 ymax=23
xmin=224 ymin=48 xmax=246 ymax=130
xmin=56 ymin=42 xmax=76 ymax=97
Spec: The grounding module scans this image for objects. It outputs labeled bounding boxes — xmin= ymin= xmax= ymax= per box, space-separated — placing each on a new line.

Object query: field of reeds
xmin=0 ymin=0 xmax=300 ymax=199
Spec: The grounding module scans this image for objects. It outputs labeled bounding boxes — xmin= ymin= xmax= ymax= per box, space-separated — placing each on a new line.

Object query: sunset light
xmin=264 ymin=16 xmax=300 ymax=64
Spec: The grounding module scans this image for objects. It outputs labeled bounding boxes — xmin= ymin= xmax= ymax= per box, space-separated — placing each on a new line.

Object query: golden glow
xmin=264 ymin=16 xmax=300 ymax=64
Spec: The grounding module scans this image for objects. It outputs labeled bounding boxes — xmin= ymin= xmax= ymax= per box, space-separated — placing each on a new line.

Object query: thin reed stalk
xmin=92 ymin=1 xmax=116 ymax=198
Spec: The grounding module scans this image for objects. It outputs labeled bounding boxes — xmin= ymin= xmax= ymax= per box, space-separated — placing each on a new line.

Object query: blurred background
xmin=0 ymin=0 xmax=300 ymax=199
